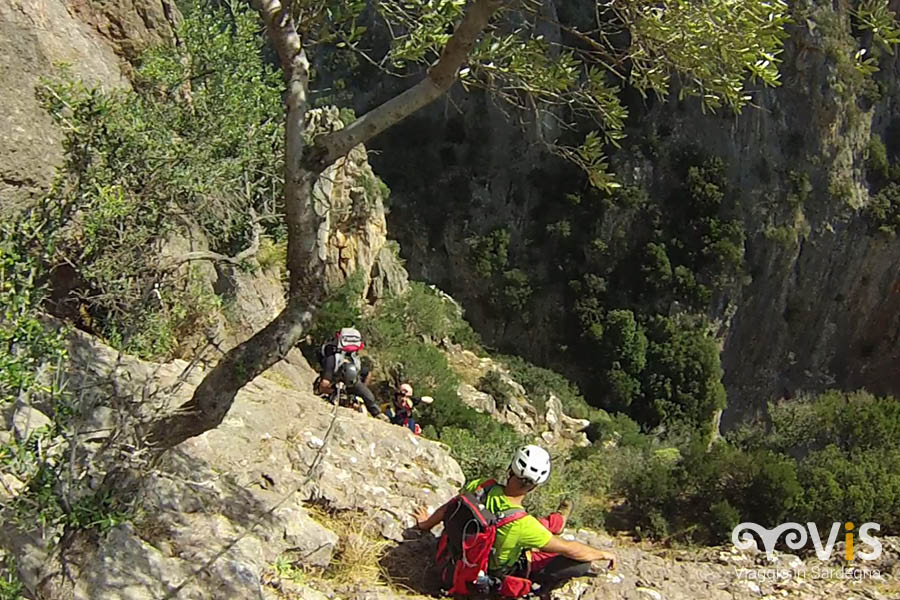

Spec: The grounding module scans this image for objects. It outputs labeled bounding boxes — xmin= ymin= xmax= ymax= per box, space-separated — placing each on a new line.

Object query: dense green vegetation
xmin=0 ymin=556 xmax=24 ymax=600
xmin=460 ymin=150 xmax=735 ymax=442
xmin=615 ymin=389 xmax=900 ymax=542
xmin=0 ymin=212 xmax=134 ymax=556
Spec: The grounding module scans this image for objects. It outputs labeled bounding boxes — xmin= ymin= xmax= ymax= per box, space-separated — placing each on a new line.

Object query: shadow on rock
xmin=379 ymin=529 xmax=442 ymax=596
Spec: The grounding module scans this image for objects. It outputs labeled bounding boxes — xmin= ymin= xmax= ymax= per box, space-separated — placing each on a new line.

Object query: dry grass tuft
xmin=307 ymin=505 xmax=393 ymax=586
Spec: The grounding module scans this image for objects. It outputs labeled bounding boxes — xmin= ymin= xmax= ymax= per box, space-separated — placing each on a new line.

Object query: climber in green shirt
xmin=413 ymin=445 xmax=616 ymax=595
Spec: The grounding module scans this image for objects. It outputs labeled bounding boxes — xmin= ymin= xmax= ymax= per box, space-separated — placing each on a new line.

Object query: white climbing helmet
xmin=509 ymin=444 xmax=551 ymax=485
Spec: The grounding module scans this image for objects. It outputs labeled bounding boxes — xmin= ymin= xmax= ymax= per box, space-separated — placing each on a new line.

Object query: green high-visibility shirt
xmin=463 ymin=479 xmax=552 ymax=571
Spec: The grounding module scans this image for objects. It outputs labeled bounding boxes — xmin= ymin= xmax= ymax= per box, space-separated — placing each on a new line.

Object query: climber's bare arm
xmin=541 ymin=536 xmax=616 ymax=569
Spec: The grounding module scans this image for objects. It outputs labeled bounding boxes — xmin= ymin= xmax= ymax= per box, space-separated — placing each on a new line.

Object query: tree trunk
xmin=147 ymin=0 xmax=320 ymax=450
xmin=145 ymin=296 xmax=314 ymax=446
xmin=146 ymin=0 xmax=504 ymax=450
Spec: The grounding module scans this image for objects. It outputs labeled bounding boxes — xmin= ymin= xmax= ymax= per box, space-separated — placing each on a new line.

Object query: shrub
xmin=637 ymin=315 xmax=726 ymax=439
xmin=439 ymin=421 xmax=523 ymax=480
xmin=866 ymin=134 xmax=890 ymax=186
xmin=366 ymin=282 xmax=481 ymax=351
xmin=626 ymin=460 xmax=676 ymax=540
xmin=497 ymin=354 xmax=606 ymax=421
xmin=476 ymin=370 xmax=514 ymax=411
xmin=640 ymin=242 xmax=673 ymax=294
xmin=533 ymin=447 xmax=612 ymax=529
xmin=1 ymin=211 xmax=135 ymax=547
xmin=787 ymin=170 xmax=812 ymax=207
xmin=867 ymin=182 xmax=900 ymax=235
xmin=0 ymin=555 xmax=24 ymax=600
xmin=732 ymin=390 xmax=900 ymax=531
xmin=256 ymin=237 xmax=287 ymax=274
xmin=36 ymin=0 xmax=285 ymax=359
xmin=828 ymin=173 xmax=854 ymax=204
xmin=466 ymin=229 xmax=510 ymax=279
xmin=616 ymin=439 xmax=800 ymax=542
xmin=378 ymin=342 xmax=459 ymax=405
xmin=616 ymin=389 xmax=900 ymax=541
xmin=346 ymin=282 xmax=501 ymax=441
xmin=308 ymin=271 xmax=366 ymax=345
xmin=596 ymin=309 xmax=647 ymax=410
xmin=708 ymin=500 xmax=740 ymax=543
xmin=494 ymin=269 xmax=532 ymax=314
xmin=591 ymin=412 xmax=648 ymax=448
xmin=793 ymin=446 xmax=900 ymax=531
xmin=760 ymin=390 xmax=900 ymax=455
xmin=546 ymin=220 xmax=572 ymax=239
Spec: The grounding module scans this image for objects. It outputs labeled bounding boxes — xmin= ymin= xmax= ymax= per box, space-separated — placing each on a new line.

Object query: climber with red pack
xmin=412 ymin=444 xmax=615 ymax=598
xmin=314 ymin=327 xmax=388 ymax=421
xmin=384 ymin=383 xmax=433 ymax=435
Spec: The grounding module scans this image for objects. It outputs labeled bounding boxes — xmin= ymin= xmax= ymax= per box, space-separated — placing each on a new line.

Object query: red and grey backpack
xmin=319 ymin=327 xmax=364 ymax=366
xmin=434 ymin=479 xmax=535 ymax=598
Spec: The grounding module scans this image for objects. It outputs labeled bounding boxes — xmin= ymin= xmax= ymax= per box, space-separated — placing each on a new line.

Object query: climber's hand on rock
xmin=598 ymin=550 xmax=616 ymax=570
xmin=412 ymin=505 xmax=431 ymax=529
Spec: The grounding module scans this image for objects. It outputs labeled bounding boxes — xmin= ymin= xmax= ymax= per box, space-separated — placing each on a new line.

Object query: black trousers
xmin=315 ymin=373 xmax=380 ymax=417
xmin=499 ymin=555 xmax=592 ymax=594
xmin=349 ymin=381 xmax=380 ymax=417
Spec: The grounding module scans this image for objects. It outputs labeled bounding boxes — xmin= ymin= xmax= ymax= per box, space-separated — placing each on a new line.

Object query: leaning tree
xmin=147 ymin=0 xmax=793 ymax=448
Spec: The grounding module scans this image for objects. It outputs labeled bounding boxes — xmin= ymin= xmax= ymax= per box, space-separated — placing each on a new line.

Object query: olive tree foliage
xmin=147 ymin=0 xmax=790 ymax=449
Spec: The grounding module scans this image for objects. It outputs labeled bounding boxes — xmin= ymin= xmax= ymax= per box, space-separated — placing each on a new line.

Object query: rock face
xmin=368 ymin=243 xmax=411 ymax=303
xmin=0 ymin=0 xmax=175 ymax=211
xmin=543 ymin=393 xmax=591 ymax=447
xmin=67 ymin=0 xmax=178 ymax=64
xmin=450 ymin=349 xmax=590 ymax=447
xmin=9 ymin=330 xmax=462 ymax=599
xmin=307 ymin=107 xmax=408 ymax=303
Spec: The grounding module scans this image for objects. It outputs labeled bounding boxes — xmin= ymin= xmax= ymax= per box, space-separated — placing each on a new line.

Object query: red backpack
xmin=434 ymin=480 xmax=535 ymax=597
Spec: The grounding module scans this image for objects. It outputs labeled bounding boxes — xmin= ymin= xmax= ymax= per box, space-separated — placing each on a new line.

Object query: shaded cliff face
xmin=357 ymin=3 xmax=900 ymax=426
xmin=367 ymin=92 xmax=579 ymax=369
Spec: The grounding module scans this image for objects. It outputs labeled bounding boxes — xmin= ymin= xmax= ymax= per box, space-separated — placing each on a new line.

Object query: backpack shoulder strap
xmin=495 ymin=509 xmax=528 ymax=528
xmin=475 ymin=478 xmax=498 ymax=492
xmin=470 ymin=478 xmax=499 ymax=503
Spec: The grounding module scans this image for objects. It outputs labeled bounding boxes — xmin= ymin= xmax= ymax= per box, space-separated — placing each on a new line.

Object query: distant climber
xmin=314 ymin=327 xmax=388 ymax=421
xmin=384 ymin=383 xmax=433 ymax=435
xmin=412 ymin=445 xmax=615 ymax=598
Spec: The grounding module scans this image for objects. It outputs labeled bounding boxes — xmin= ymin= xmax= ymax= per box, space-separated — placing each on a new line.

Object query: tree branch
xmin=163 ymin=212 xmax=262 ymax=269
xmin=308 ymin=0 xmax=504 ymax=170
